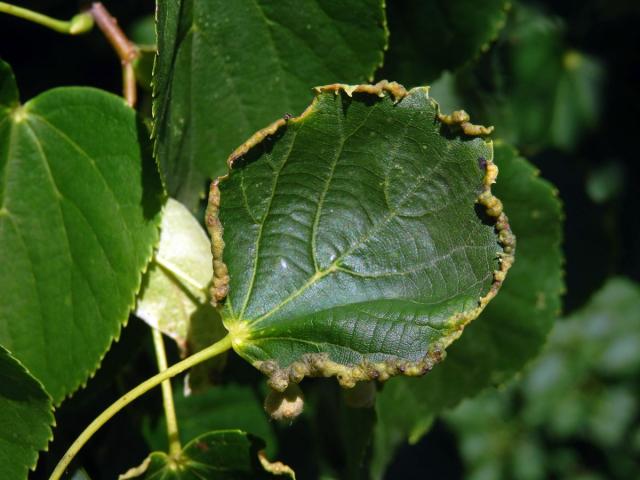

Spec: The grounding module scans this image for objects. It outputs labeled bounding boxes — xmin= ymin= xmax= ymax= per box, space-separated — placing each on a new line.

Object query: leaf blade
xmin=0 ymin=60 xmax=164 ymax=403
xmin=213 ymin=83 xmax=514 ymax=390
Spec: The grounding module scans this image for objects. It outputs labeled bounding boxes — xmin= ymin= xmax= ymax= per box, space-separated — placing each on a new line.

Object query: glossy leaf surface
xmin=0 ymin=60 xmax=164 ymax=403
xmin=372 ymin=142 xmax=563 ymax=476
xmin=154 ymin=0 xmax=388 ymax=208
xmin=0 ymin=345 xmax=53 ymax=480
xmin=212 ymin=83 xmax=513 ymax=391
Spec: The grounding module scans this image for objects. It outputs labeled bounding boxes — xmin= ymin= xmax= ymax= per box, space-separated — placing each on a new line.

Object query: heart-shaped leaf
xmin=209 ymin=82 xmax=514 ymax=391
xmin=0 ymin=60 xmax=164 ymax=403
xmin=122 ymin=430 xmax=294 ymax=479
xmin=371 ymin=142 xmax=563 ymax=477
xmin=154 ymin=0 xmax=388 ymax=208
xmin=0 ymin=345 xmax=54 ymax=480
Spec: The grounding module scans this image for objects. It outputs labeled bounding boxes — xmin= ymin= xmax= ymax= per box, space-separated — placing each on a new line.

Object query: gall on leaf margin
xmin=204 ymin=80 xmax=515 ymax=391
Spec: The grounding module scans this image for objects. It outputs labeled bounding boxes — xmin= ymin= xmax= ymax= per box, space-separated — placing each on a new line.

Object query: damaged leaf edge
xmin=205 ymin=80 xmax=515 ymax=391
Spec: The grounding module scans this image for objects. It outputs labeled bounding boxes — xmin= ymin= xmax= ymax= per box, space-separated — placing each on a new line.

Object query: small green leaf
xmin=144 ymin=384 xmax=277 ymax=457
xmin=0 ymin=345 xmax=54 ymax=480
xmin=381 ymin=0 xmax=510 ymax=86
xmin=136 ymin=198 xmax=213 ymax=349
xmin=153 ymin=0 xmax=388 ymax=208
xmin=211 ymin=82 xmax=514 ymax=391
xmin=123 ymin=430 xmax=294 ymax=479
xmin=0 ymin=60 xmax=164 ymax=403
xmin=371 ymin=142 xmax=563 ymax=477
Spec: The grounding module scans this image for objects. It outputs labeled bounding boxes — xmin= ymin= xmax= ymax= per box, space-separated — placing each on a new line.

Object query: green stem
xmin=48 ymin=334 xmax=233 ymax=480
xmin=151 ymin=328 xmax=182 ymax=456
xmin=0 ymin=2 xmax=93 ymax=34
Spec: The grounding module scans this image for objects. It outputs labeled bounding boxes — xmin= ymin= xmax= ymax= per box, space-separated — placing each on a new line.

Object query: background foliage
xmin=0 ymin=0 xmax=638 ymax=479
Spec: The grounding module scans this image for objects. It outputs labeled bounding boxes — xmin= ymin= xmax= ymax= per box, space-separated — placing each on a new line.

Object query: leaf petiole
xmin=151 ymin=328 xmax=182 ymax=456
xmin=48 ymin=334 xmax=233 ymax=480
xmin=0 ymin=2 xmax=93 ymax=35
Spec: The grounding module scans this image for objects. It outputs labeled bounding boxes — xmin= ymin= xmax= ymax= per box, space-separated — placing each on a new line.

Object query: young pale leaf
xmin=153 ymin=0 xmax=388 ymax=208
xmin=0 ymin=345 xmax=54 ymax=480
xmin=207 ymin=82 xmax=514 ymax=392
xmin=381 ymin=0 xmax=510 ymax=86
xmin=371 ymin=142 xmax=563 ymax=477
xmin=0 ymin=60 xmax=164 ymax=404
xmin=122 ymin=430 xmax=294 ymax=479
xmin=136 ymin=198 xmax=213 ymax=349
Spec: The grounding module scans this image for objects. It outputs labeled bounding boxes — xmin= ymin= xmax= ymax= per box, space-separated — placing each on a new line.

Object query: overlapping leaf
xmin=212 ymin=83 xmax=513 ymax=391
xmin=372 ymin=142 xmax=563 ymax=477
xmin=0 ymin=345 xmax=54 ymax=480
xmin=381 ymin=0 xmax=510 ymax=86
xmin=123 ymin=430 xmax=294 ymax=479
xmin=0 ymin=59 xmax=164 ymax=403
xmin=136 ymin=198 xmax=214 ymax=349
xmin=153 ymin=0 xmax=388 ymax=208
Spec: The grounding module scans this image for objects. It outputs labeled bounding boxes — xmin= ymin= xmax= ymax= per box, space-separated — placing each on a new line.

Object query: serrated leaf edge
xmin=12 ymin=87 xmax=166 ymax=405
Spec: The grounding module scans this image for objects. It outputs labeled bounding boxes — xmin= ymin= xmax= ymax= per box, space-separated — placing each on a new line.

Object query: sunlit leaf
xmin=211 ymin=82 xmax=514 ymax=391
xmin=0 ymin=59 xmax=164 ymax=403
xmin=136 ymin=198 xmax=213 ymax=349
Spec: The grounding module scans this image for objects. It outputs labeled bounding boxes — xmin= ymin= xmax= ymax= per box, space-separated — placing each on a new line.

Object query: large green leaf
xmin=153 ymin=0 xmax=388 ymax=208
xmin=0 ymin=59 xmax=164 ymax=403
xmin=371 ymin=142 xmax=563 ymax=477
xmin=209 ymin=82 xmax=514 ymax=391
xmin=123 ymin=430 xmax=294 ymax=479
xmin=0 ymin=345 xmax=54 ymax=480
xmin=381 ymin=0 xmax=509 ymax=86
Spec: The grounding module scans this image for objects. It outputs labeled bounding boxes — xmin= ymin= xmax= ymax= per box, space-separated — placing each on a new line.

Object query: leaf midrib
xmin=237 ymin=106 xmax=461 ymax=329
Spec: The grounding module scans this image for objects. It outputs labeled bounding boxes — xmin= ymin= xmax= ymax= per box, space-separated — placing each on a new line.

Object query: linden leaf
xmin=0 ymin=345 xmax=54 ymax=480
xmin=0 ymin=59 xmax=164 ymax=403
xmin=209 ymin=82 xmax=514 ymax=391
xmin=121 ymin=430 xmax=294 ymax=479
xmin=153 ymin=0 xmax=388 ymax=209
xmin=136 ymin=198 xmax=213 ymax=348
